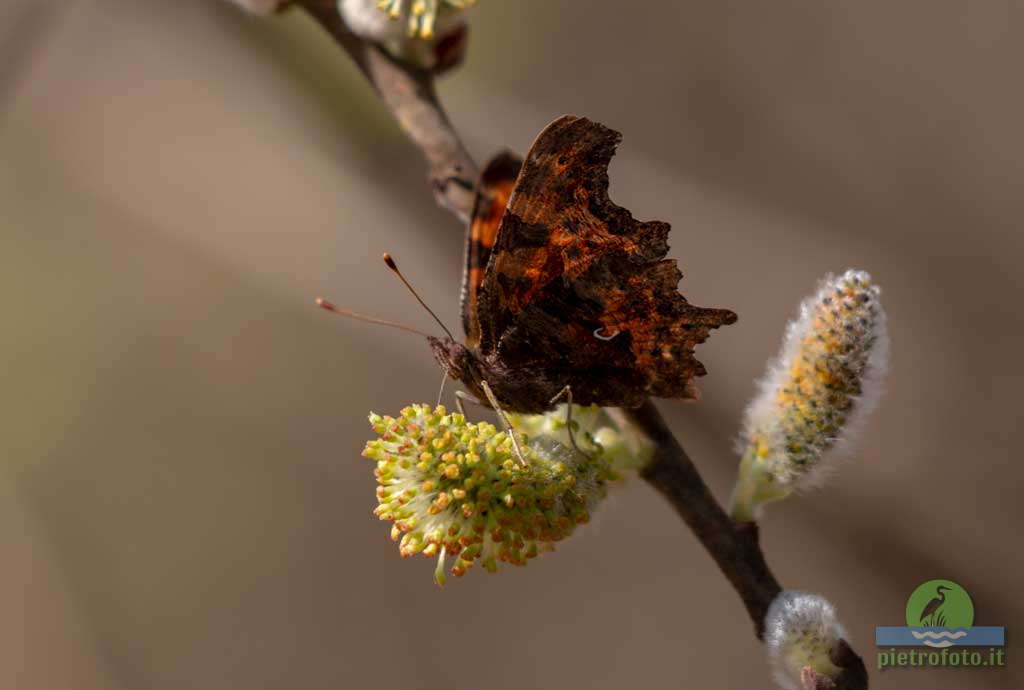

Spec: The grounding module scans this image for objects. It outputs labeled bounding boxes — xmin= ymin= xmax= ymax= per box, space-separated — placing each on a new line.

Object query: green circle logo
xmin=905 ymin=580 xmax=974 ymax=629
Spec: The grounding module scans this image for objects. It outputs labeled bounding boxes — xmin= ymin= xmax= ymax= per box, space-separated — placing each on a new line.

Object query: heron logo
xmin=904 ymin=580 xmax=974 ymax=636
xmin=876 ymin=579 xmax=1006 ymax=670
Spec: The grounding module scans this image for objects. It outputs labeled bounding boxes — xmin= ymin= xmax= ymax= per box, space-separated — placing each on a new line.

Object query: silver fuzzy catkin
xmin=765 ymin=591 xmax=848 ymax=690
xmin=731 ymin=270 xmax=888 ymax=520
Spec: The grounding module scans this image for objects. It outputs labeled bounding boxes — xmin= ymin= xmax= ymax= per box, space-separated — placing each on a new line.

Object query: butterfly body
xmin=432 ymin=331 xmax=660 ymax=414
xmin=430 ymin=116 xmax=737 ymax=415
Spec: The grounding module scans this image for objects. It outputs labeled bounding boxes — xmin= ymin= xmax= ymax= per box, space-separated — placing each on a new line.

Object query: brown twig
xmin=619 ymin=402 xmax=867 ymax=688
xmin=296 ymin=0 xmax=478 ymax=222
xmin=286 ymin=4 xmax=867 ymax=688
xmin=615 ymin=402 xmax=783 ymax=633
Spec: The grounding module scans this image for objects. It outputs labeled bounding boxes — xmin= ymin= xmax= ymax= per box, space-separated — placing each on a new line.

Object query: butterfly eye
xmin=593 ymin=327 xmax=621 ymax=341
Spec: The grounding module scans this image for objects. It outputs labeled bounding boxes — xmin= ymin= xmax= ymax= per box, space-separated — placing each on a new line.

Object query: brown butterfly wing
xmin=460 ymin=152 xmax=522 ymax=348
xmin=475 ymin=116 xmax=736 ymax=407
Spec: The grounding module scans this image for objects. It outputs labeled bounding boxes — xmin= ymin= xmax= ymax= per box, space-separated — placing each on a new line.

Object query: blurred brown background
xmin=2 ymin=1 xmax=1021 ymax=688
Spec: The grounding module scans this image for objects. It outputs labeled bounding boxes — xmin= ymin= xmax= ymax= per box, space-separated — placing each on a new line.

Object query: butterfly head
xmin=428 ymin=336 xmax=482 ymax=391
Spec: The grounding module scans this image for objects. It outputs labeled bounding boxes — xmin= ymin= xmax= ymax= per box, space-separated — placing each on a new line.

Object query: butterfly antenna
xmin=383 ymin=252 xmax=457 ymax=341
xmin=315 ymin=298 xmax=433 ymax=338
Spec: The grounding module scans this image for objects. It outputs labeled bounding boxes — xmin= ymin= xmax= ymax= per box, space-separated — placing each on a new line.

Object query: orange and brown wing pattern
xmin=459 ymin=152 xmax=522 ymax=347
xmin=476 ymin=116 xmax=736 ymax=403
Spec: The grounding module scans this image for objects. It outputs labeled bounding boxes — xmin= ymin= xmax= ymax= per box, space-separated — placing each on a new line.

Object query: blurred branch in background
xmin=0 ymin=1 xmax=68 ymax=116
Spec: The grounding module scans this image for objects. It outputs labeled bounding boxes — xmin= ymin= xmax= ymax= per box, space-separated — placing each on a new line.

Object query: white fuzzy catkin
xmin=765 ymin=591 xmax=847 ymax=690
xmin=741 ymin=270 xmax=888 ymax=491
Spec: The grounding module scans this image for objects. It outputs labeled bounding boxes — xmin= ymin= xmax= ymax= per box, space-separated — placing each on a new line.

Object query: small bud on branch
xmin=765 ymin=591 xmax=850 ymax=690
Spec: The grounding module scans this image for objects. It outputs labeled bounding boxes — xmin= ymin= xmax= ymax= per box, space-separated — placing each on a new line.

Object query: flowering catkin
xmin=340 ymin=0 xmax=475 ymax=41
xmin=731 ymin=270 xmax=888 ymax=520
xmin=509 ymin=405 xmax=654 ymax=477
xmin=364 ymin=404 xmax=627 ymax=585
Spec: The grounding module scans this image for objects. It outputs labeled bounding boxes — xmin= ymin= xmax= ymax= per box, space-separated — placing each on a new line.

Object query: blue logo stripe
xmin=875 ymin=626 xmax=1005 ymax=646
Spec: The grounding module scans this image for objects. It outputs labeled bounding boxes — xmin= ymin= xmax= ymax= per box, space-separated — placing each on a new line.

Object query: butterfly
xmin=427 ymin=115 xmax=737 ymax=415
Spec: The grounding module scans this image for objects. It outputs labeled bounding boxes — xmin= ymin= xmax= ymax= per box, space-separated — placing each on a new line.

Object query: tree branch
xmin=286 ymin=4 xmax=867 ymax=688
xmin=297 ymin=0 xmax=478 ymax=222
xmin=615 ymin=402 xmax=782 ymax=633
xmin=617 ymin=402 xmax=867 ymax=689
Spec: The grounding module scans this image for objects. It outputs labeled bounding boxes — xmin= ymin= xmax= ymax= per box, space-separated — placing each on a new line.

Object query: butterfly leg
xmin=435 ymin=372 xmax=449 ymax=408
xmin=453 ymin=390 xmax=483 ymax=418
xmin=478 ymin=380 xmax=529 ymax=466
xmin=548 ymin=386 xmax=593 ymax=460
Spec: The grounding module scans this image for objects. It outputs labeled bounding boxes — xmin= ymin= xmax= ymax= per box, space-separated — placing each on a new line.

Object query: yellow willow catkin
xmin=372 ymin=0 xmax=476 ymax=38
xmin=363 ymin=404 xmax=630 ymax=585
xmin=731 ymin=270 xmax=888 ymax=521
